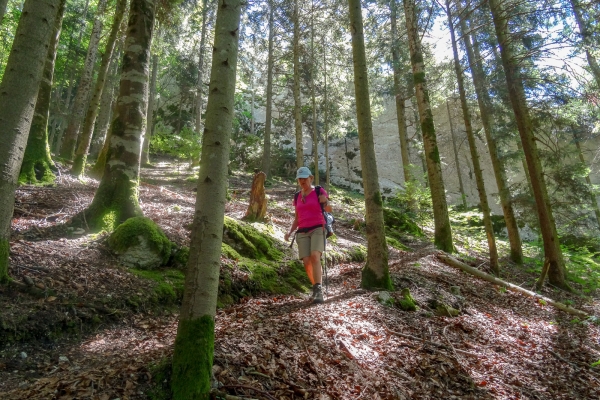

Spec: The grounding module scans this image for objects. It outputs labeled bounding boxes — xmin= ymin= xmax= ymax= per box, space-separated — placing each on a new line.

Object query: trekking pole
xmin=323 ymin=231 xmax=327 ymax=297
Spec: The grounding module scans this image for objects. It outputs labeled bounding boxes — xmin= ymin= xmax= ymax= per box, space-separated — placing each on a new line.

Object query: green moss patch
xmin=222 ymin=216 xmax=283 ymax=261
xmin=398 ymin=288 xmax=417 ymax=311
xmin=131 ymin=269 xmax=185 ymax=305
xmin=386 ymin=236 xmax=410 ymax=251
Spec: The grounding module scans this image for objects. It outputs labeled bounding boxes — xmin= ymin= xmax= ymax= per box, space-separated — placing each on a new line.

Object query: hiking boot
xmin=313 ymin=284 xmax=324 ymax=304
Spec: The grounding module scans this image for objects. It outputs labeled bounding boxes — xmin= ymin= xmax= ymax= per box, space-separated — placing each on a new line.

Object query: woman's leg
xmin=310 ymin=251 xmax=322 ymax=284
xmin=303 ymin=256 xmax=315 ymax=285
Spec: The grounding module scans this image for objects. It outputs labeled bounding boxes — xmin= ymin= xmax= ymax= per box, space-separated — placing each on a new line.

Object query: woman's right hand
xmin=284 ymin=232 xmax=290 ymax=241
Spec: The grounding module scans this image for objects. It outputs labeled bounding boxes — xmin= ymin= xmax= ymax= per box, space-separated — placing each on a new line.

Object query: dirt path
xmin=1 ymin=161 xmax=600 ymax=399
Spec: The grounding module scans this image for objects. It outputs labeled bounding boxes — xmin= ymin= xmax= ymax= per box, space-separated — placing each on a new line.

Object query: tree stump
xmin=243 ymin=170 xmax=267 ymax=222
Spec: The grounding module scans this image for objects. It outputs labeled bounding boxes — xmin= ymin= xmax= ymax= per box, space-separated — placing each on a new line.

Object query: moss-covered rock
xmin=108 ymin=217 xmax=172 ymax=269
xmin=222 ymin=216 xmax=283 ymax=261
xmin=398 ymin=288 xmax=417 ymax=311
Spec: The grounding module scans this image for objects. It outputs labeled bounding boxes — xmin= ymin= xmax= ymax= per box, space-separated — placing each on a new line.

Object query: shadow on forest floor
xmin=1 ymin=160 xmax=599 ymax=399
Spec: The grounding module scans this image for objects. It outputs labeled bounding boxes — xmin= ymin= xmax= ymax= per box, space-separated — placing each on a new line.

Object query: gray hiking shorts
xmin=296 ymin=227 xmax=325 ymax=259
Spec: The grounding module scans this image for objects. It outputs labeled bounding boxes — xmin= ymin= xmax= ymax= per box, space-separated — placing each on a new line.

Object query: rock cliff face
xmin=260 ymin=97 xmax=600 ymax=216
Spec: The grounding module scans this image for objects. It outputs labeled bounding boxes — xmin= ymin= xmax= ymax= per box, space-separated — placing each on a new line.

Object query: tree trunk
xmin=311 ymin=1 xmax=319 ymax=185
xmin=570 ymin=0 xmax=600 ymax=86
xmin=0 ymin=0 xmax=9 ymax=24
xmin=446 ymin=0 xmax=498 ymax=273
xmin=79 ymin=0 xmax=155 ymax=230
xmin=488 ymin=0 xmax=568 ymax=289
xmin=323 ymin=35 xmax=330 ymax=188
xmin=293 ymin=0 xmax=303 ymax=168
xmin=348 ymin=0 xmax=393 ymax=290
xmin=19 ymin=0 xmax=66 ymax=185
xmin=53 ymin=0 xmax=90 ymax=153
xmin=59 ymin=0 xmax=108 ymax=161
xmin=141 ymin=54 xmax=158 ymax=166
xmin=446 ymin=99 xmax=467 ymax=209
xmin=0 ymin=0 xmax=61 ymax=282
xmin=194 ymin=0 xmax=210 ymax=136
xmin=403 ymin=0 xmax=453 ymax=252
xmin=261 ymin=0 xmax=274 ymax=177
xmin=72 ymin=0 xmax=128 ymax=177
xmin=460 ymin=12 xmax=523 ymax=265
xmin=389 ymin=0 xmax=411 ymax=185
xmin=171 ymin=1 xmax=242 ymax=398
xmin=90 ymin=45 xmax=122 ymax=162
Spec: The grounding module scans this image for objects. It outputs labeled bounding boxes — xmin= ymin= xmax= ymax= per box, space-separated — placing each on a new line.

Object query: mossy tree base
xmin=76 ymin=172 xmax=143 ymax=231
xmin=361 ymin=262 xmax=394 ymax=291
xmin=71 ymin=154 xmax=88 ymax=177
xmin=171 ymin=316 xmax=214 ymax=400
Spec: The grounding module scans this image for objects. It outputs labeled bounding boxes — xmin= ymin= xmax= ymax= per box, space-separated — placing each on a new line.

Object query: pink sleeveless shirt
xmin=293 ymin=187 xmax=328 ymax=229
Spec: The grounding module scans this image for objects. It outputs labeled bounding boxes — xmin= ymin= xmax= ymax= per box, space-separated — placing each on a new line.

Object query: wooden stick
xmin=437 ymin=253 xmax=589 ymax=318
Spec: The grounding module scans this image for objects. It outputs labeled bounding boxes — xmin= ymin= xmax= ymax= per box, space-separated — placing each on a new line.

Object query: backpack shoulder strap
xmin=315 ymin=185 xmax=322 ymax=196
xmin=294 ymin=190 xmax=300 ymax=205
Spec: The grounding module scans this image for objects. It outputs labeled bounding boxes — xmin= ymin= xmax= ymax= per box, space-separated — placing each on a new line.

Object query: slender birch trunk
xmin=59 ymin=0 xmax=108 ymax=161
xmin=403 ymin=0 xmax=453 ymax=251
xmin=261 ymin=0 xmax=275 ymax=177
xmin=19 ymin=0 xmax=66 ymax=185
xmin=0 ymin=0 xmax=61 ymax=281
xmin=389 ymin=0 xmax=411 ymax=185
xmin=171 ymin=1 xmax=243 ymax=397
xmin=446 ymin=0 xmax=498 ymax=273
xmin=323 ymin=34 xmax=330 ymax=188
xmin=72 ymin=0 xmax=128 ymax=176
xmin=348 ymin=0 xmax=393 ymax=290
xmin=460 ymin=12 xmax=523 ymax=265
xmin=488 ymin=0 xmax=568 ymax=289
xmin=446 ymin=99 xmax=467 ymax=209
xmin=88 ymin=46 xmax=125 ymax=164
xmin=141 ymin=54 xmax=158 ymax=166
xmin=293 ymin=0 xmax=303 ymax=168
xmin=79 ymin=0 xmax=156 ymax=230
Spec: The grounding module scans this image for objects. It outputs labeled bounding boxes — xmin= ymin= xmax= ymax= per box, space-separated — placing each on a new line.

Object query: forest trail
xmin=1 ymin=161 xmax=600 ymax=399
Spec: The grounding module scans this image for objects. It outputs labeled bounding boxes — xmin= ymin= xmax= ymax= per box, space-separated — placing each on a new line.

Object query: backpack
xmin=294 ymin=185 xmax=335 ymax=238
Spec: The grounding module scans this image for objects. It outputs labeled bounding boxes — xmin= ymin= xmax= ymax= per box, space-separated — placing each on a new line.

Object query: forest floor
xmin=1 ymin=159 xmax=600 ymax=399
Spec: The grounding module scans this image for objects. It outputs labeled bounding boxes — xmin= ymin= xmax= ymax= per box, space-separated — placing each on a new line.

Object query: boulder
xmin=108 ymin=217 xmax=172 ymax=269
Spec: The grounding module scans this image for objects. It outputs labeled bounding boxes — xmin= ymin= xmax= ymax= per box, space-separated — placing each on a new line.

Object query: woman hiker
xmin=284 ymin=167 xmax=332 ymax=304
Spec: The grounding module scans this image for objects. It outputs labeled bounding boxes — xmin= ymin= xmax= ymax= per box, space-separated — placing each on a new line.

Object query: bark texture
xmin=488 ymin=0 xmax=568 ymax=289
xmin=0 ymin=0 xmax=61 ymax=281
xmin=81 ymin=0 xmax=155 ymax=230
xmin=403 ymin=0 xmax=453 ymax=252
xmin=171 ymin=1 xmax=243 ymax=397
xmin=72 ymin=0 xmax=127 ymax=177
xmin=59 ymin=0 xmax=108 ymax=161
xmin=19 ymin=0 xmax=66 ymax=185
xmin=348 ymin=0 xmax=393 ymax=291
xmin=141 ymin=54 xmax=158 ymax=166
